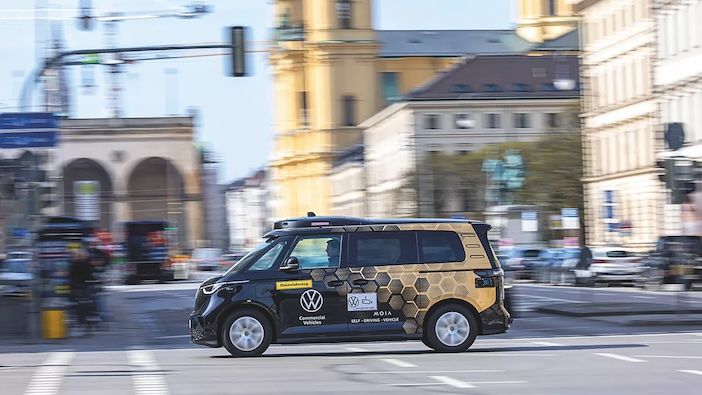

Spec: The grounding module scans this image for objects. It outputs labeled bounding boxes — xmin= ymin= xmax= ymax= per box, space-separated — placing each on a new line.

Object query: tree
xmin=402 ymin=133 xmax=584 ymax=218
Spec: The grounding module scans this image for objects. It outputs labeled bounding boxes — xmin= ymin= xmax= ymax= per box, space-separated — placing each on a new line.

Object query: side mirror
xmin=280 ymin=256 xmax=300 ymax=272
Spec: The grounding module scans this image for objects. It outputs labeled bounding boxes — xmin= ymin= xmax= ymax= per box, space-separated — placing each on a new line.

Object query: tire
xmin=424 ymin=304 xmax=478 ymax=353
xmin=221 ymin=309 xmax=272 ymax=357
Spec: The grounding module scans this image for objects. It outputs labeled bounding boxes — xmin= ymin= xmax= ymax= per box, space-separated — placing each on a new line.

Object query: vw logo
xmin=300 ymin=289 xmax=323 ymax=313
xmin=348 ymin=296 xmax=359 ymax=307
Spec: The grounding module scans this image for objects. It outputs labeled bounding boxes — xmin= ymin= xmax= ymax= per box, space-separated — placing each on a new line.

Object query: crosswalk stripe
xmin=24 ymin=352 xmax=75 ymax=395
xmin=128 ymin=349 xmax=169 ymax=395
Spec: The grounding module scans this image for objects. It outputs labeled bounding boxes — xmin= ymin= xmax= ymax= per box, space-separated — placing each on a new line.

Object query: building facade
xmin=225 ymin=169 xmax=271 ymax=251
xmin=576 ymin=0 xmax=661 ymax=249
xmin=361 ymin=55 xmax=581 ymax=219
xmin=654 ymin=0 xmax=702 ymax=236
xmin=269 ymin=0 xmax=579 ymax=220
xmin=1 ymin=117 xmax=204 ymax=250
xmin=329 ymin=145 xmax=366 ymax=217
xmin=201 ymin=158 xmax=229 ymax=251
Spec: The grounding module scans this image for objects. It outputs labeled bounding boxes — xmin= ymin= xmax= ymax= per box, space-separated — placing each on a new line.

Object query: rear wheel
xmin=424 ymin=304 xmax=478 ymax=353
xmin=221 ymin=309 xmax=272 ymax=357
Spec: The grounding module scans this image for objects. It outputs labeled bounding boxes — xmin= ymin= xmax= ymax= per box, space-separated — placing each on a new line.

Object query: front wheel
xmin=424 ymin=304 xmax=478 ymax=353
xmin=221 ymin=309 xmax=272 ymax=357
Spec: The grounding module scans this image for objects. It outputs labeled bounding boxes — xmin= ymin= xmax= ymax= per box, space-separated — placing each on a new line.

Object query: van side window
xmin=289 ymin=235 xmax=342 ymax=269
xmin=418 ymin=231 xmax=466 ymax=263
xmin=348 ymin=232 xmax=418 ymax=266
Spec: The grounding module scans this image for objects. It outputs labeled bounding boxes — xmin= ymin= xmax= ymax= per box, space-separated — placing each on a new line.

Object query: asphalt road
xmin=3 ymin=278 xmax=702 ymax=394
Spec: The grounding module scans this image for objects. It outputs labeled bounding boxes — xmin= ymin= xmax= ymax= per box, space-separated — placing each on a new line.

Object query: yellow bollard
xmin=42 ymin=310 xmax=67 ymax=339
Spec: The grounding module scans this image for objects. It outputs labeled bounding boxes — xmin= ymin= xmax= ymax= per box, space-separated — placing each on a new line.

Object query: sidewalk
xmin=0 ymin=290 xmax=144 ymax=354
xmin=535 ymin=301 xmax=702 ymax=327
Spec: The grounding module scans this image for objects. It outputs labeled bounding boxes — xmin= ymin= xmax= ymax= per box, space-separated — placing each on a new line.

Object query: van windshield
xmin=222 ymin=237 xmax=279 ymax=277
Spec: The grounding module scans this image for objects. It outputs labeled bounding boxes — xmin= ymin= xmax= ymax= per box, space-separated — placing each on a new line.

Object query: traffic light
xmin=659 ymin=158 xmax=697 ymax=204
xmin=39 ymin=176 xmax=59 ymax=210
xmin=229 ymin=26 xmax=247 ymax=77
xmin=672 ymin=159 xmax=696 ymax=204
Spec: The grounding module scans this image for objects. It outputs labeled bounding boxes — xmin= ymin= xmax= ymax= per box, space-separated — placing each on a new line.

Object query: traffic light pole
xmin=20 ymin=31 xmax=249 ymax=112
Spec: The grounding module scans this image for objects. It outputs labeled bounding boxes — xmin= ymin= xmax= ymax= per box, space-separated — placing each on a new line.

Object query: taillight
xmin=592 ymin=259 xmax=607 ymax=265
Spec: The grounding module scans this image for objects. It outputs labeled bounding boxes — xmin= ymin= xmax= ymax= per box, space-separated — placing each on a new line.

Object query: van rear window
xmin=348 ymin=232 xmax=418 ymax=266
xmin=418 ymin=231 xmax=465 ymax=263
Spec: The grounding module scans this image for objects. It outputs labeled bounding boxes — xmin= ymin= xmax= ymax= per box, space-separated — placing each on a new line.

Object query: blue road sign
xmin=0 ymin=112 xmax=58 ymax=148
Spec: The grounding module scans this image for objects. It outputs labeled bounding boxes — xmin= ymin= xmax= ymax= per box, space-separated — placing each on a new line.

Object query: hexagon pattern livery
xmin=309 ymin=223 xmax=496 ymax=334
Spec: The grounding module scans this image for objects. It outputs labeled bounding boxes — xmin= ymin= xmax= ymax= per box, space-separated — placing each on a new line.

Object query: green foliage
xmin=409 ymin=133 xmax=584 ymax=217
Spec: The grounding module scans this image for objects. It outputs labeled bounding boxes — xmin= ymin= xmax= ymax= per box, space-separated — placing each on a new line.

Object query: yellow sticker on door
xmin=275 ymin=279 xmax=313 ymax=290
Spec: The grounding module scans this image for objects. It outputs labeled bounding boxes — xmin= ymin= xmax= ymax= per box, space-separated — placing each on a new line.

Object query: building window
xmin=424 ymin=114 xmax=440 ymax=130
xmin=514 ymin=113 xmax=531 ymax=129
xmin=381 ymin=72 xmax=399 ymax=103
xmin=342 ymin=95 xmax=356 ymax=126
xmin=299 ymin=91 xmax=309 ymax=128
xmin=485 ymin=113 xmax=501 ymax=129
xmin=337 ymin=0 xmax=352 ymax=29
xmin=455 ymin=113 xmax=474 ymax=129
xmin=546 ymin=113 xmax=561 ymax=129
xmin=548 ymin=0 xmax=557 ymax=16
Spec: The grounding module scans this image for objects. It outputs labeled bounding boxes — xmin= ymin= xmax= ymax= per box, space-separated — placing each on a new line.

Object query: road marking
xmin=679 ymin=370 xmax=702 ymax=376
xmin=634 ymin=355 xmax=702 ymax=359
xmin=361 ymin=369 xmax=503 ymax=374
xmin=154 ymin=335 xmax=190 ymax=339
xmin=595 ymin=353 xmax=646 ymax=363
xmin=633 ymin=295 xmax=655 ymax=299
xmin=429 ymin=376 xmax=475 ymax=388
xmin=345 ymin=347 xmax=368 ymax=352
xmin=387 ymin=382 xmax=443 ymax=387
xmin=24 ymin=352 xmax=75 ymax=395
xmin=128 ymin=349 xmax=169 ymax=395
xmin=380 ymin=358 xmax=416 ymax=368
xmin=531 ymin=341 xmax=562 ymax=347
xmin=517 ymin=294 xmax=587 ymax=303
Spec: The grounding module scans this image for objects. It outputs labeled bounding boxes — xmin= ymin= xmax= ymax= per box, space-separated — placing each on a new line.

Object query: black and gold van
xmin=190 ymin=215 xmax=511 ymax=356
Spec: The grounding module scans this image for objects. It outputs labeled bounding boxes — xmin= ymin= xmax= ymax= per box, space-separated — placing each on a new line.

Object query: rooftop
xmin=376 ymin=29 xmax=579 ymax=58
xmin=377 ymin=30 xmax=533 ymax=57
xmin=406 ymin=54 xmax=580 ymax=101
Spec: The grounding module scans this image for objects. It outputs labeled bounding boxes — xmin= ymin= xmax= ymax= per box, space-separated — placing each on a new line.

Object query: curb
xmin=535 ymin=306 xmax=702 ymax=317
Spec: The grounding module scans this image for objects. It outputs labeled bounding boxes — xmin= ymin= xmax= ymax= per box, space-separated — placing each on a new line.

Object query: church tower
xmin=269 ymin=0 xmax=380 ymax=218
xmin=516 ymin=0 xmax=578 ymax=43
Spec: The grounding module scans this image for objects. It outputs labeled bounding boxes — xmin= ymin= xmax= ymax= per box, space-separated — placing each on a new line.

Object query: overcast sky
xmin=0 ymin=0 xmax=513 ymax=182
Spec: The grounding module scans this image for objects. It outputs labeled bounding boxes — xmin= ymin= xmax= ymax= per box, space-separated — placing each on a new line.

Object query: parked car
xmin=191 ymin=248 xmax=223 ymax=271
xmin=502 ymin=247 xmax=544 ymax=280
xmin=536 ymin=248 xmax=565 ymax=283
xmin=549 ymin=248 xmax=587 ymax=285
xmin=584 ymin=247 xmax=642 ymax=286
xmin=638 ymin=236 xmax=702 ymax=291
xmin=0 ymin=251 xmax=34 ymax=297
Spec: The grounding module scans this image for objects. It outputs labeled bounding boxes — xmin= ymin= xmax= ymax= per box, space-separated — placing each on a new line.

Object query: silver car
xmin=587 ymin=247 xmax=643 ymax=285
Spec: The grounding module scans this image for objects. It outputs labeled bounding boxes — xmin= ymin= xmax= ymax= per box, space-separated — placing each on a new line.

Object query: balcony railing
xmin=274 ymin=25 xmax=305 ymax=42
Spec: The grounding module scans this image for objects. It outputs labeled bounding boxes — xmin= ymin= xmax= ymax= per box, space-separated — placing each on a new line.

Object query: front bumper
xmin=189 ymin=314 xmax=220 ymax=347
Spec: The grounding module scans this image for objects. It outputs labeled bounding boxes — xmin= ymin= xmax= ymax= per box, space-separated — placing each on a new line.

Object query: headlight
xmin=201 ymin=282 xmax=224 ymax=295
xmin=200 ymin=280 xmax=249 ymax=295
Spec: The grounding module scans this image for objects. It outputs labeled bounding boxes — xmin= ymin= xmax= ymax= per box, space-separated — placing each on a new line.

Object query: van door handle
xmin=327 ymin=280 xmax=344 ymax=287
xmin=352 ymin=279 xmax=369 ymax=286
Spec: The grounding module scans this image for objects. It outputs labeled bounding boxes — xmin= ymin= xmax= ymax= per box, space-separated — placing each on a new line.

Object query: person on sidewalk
xmin=69 ymin=244 xmax=97 ymax=336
